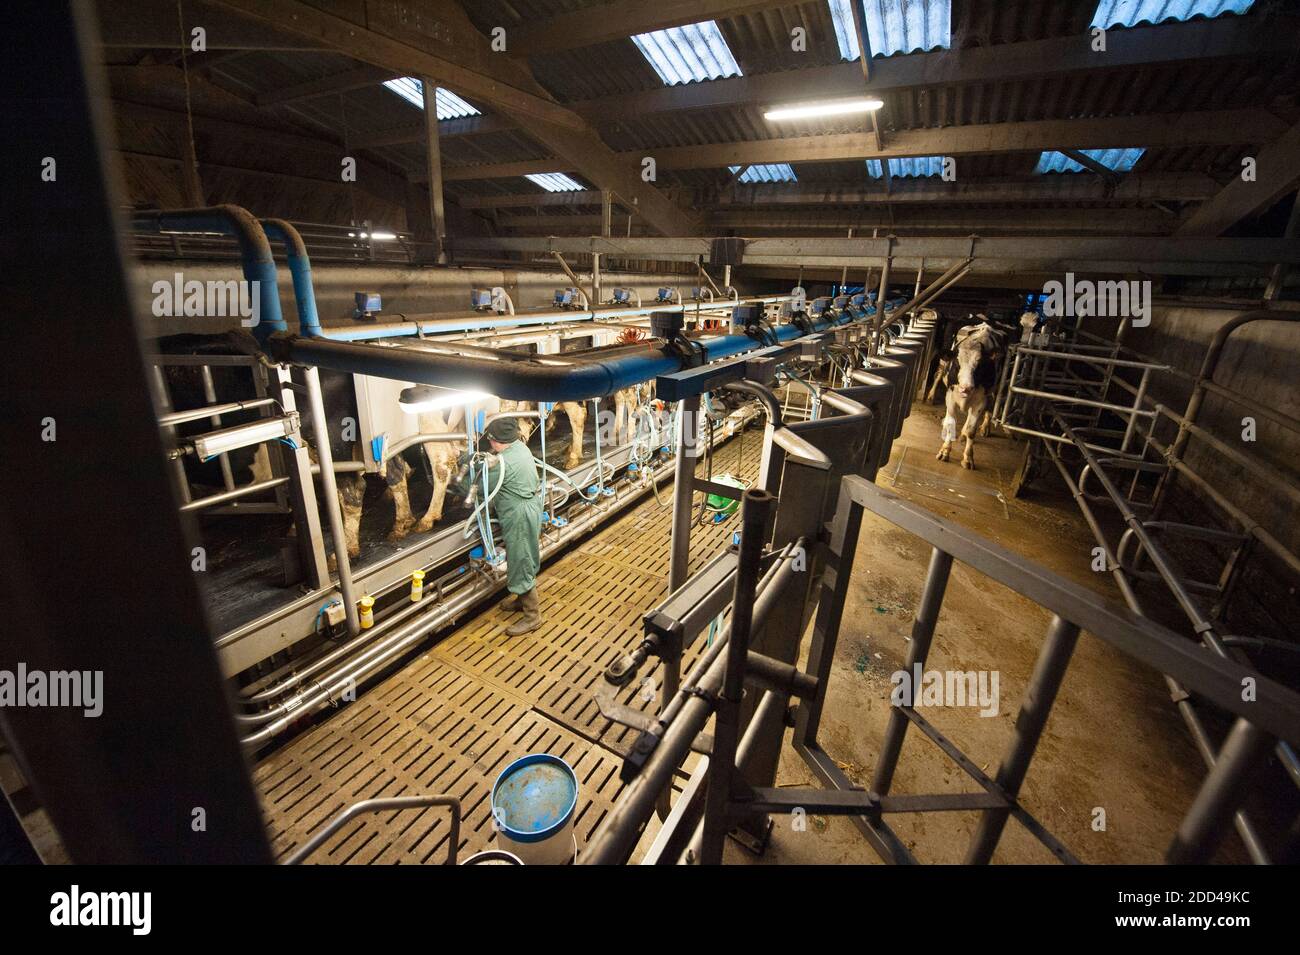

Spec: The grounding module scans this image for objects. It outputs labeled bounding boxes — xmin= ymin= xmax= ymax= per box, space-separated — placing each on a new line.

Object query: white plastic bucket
xmin=490 ymin=753 xmax=579 ymax=865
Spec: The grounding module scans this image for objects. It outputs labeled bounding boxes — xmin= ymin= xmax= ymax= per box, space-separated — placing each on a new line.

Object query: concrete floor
xmin=731 ymin=401 xmax=1241 ymax=865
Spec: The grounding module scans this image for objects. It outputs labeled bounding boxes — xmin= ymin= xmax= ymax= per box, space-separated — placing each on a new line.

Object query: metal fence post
xmin=699 ymin=489 xmax=775 ymax=864
xmin=965 ymin=615 xmax=1081 ymax=863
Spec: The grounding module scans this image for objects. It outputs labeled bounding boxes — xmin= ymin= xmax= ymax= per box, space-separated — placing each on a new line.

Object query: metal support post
xmin=699 ymin=489 xmax=775 ymax=864
xmin=964 ymin=615 xmax=1081 ymax=863
xmin=872 ymin=547 xmax=954 ymax=795
xmin=304 ymin=367 xmax=361 ymax=635
xmin=273 ymin=365 xmax=331 ymax=589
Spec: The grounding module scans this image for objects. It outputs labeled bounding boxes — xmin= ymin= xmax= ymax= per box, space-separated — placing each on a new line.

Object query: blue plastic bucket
xmin=490 ymin=754 xmax=578 ymax=864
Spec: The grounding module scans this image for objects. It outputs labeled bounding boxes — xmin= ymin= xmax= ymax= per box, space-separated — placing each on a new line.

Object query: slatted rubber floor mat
xmin=257 ymin=433 xmax=761 ymax=862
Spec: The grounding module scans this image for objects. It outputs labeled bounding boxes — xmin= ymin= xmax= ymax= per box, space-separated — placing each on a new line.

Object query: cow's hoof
xmin=387 ymin=526 xmax=410 ymax=543
xmin=935 ymin=449 xmax=949 ymax=462
xmin=962 ymin=459 xmax=974 ymax=470
xmin=415 ymin=518 xmax=437 ymax=533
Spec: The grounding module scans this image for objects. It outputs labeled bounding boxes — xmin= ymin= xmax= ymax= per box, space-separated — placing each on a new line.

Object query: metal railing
xmin=591 ymin=473 xmax=1299 ymax=864
xmin=131 ymin=218 xmax=426 ymax=266
xmin=787 ymin=477 xmax=1300 ymax=864
xmin=284 ymin=795 xmax=461 ymax=865
xmin=992 ymin=322 xmax=1300 ymax=861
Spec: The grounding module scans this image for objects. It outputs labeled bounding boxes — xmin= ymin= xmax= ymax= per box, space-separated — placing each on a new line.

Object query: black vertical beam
xmin=0 ymin=0 xmax=272 ymax=862
xmin=699 ymin=490 xmax=775 ymax=864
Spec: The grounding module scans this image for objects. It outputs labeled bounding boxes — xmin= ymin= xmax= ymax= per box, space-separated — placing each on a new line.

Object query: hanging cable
xmin=175 ymin=0 xmax=204 ymax=206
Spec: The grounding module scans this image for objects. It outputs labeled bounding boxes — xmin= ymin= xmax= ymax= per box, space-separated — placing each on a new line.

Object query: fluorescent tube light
xmin=764 ymin=98 xmax=883 ymax=121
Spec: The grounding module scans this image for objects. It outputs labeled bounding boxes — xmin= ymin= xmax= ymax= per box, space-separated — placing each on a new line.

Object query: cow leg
xmin=977 ymin=408 xmax=993 ymax=437
xmin=936 ymin=390 xmax=957 ymax=462
xmin=615 ymin=390 xmax=632 ymax=444
xmin=562 ymin=401 xmax=587 ymax=470
xmin=961 ymin=397 xmax=986 ymax=470
xmin=248 ymin=444 xmax=273 ymax=484
xmin=339 ymin=472 xmax=365 ymax=559
xmin=926 ymin=360 xmax=950 ymax=403
xmin=386 ymin=454 xmax=415 ymax=541
xmin=415 ymin=450 xmax=453 ymax=532
xmin=516 ymin=403 xmax=535 ymax=443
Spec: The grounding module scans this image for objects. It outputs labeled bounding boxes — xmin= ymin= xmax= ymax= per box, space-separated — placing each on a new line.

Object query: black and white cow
xmin=935 ymin=321 xmax=1004 ymax=470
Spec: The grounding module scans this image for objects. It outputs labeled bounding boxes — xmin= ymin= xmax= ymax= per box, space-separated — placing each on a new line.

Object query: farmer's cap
xmin=485 ymin=417 xmax=520 ymax=443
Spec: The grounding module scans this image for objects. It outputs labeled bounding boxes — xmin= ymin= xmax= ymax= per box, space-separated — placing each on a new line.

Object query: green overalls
xmin=488 ymin=439 xmax=543 ymax=595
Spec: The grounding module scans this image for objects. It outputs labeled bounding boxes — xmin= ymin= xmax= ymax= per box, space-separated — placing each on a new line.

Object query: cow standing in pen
xmin=499 ymin=399 xmax=588 ymax=470
xmin=935 ymin=322 xmax=1004 ymax=470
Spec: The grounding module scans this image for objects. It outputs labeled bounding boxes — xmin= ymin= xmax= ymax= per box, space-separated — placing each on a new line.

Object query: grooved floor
xmin=255 ymin=432 xmax=762 ymax=863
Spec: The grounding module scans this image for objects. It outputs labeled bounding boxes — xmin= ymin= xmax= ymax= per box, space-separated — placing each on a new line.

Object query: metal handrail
xmin=284 ymin=795 xmax=461 ymax=865
xmin=788 ymin=475 xmax=1300 ymax=866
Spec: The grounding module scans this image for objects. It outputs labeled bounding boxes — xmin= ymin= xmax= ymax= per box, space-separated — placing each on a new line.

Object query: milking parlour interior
xmin=4 ymin=1 xmax=1300 ymax=907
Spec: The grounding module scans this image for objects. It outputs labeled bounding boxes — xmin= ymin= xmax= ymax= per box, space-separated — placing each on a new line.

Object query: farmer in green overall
xmin=484 ymin=417 xmax=544 ymax=636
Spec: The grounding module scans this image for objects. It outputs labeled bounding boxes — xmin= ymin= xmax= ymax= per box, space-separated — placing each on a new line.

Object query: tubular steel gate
xmin=585 ymin=312 xmax=1300 ymax=865
xmin=611 ymin=478 xmax=1300 ymax=864
xmin=993 ymin=316 xmax=1300 ymax=862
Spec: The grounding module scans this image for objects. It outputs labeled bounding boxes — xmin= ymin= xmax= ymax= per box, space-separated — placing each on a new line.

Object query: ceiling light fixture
xmin=398 ymin=386 xmax=491 ymax=414
xmin=764 ymin=97 xmax=884 ymax=121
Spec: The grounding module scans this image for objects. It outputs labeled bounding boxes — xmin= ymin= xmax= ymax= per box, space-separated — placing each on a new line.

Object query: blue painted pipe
xmin=261 ymin=219 xmax=322 ymax=337
xmin=266 ymin=304 xmax=893 ymax=403
xmin=131 ymin=205 xmax=286 ymax=343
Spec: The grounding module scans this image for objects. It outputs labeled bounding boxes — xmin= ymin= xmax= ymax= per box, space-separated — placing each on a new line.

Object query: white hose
xmin=538 ymin=458 xmax=614 ymax=502
xmin=462 ymin=453 xmax=507 ymax=560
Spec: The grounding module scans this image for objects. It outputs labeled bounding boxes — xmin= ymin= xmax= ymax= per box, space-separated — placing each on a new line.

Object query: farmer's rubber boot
xmin=505 ymin=588 xmax=541 ymax=636
xmin=500 ymin=591 xmax=524 ymax=612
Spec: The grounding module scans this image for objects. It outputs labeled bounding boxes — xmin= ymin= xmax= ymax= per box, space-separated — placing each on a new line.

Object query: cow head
xmin=953 ymin=324 xmax=999 ymax=397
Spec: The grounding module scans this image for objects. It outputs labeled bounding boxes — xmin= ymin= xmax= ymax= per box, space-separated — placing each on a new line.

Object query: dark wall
xmin=1123 ymin=305 xmax=1300 ymax=652
xmin=1125 ymin=306 xmax=1300 ymax=552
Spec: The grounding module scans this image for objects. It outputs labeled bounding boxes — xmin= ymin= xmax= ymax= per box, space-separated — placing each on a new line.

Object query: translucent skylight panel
xmin=525 ymin=173 xmax=584 ymax=192
xmin=828 ymin=0 xmax=952 ymax=60
xmin=382 ymin=78 xmax=480 ymax=120
xmin=730 ymin=164 xmax=797 ymax=183
xmin=1034 ymin=148 xmax=1145 ymax=174
xmin=1090 ymin=0 xmax=1254 ymax=30
xmin=865 ymin=156 xmax=946 ymax=178
xmin=631 ymin=21 xmax=742 ymax=86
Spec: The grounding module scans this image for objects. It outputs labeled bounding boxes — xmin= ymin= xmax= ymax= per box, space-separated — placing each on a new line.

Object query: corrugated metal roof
xmin=828 ymin=0 xmax=952 ymax=59
xmin=1090 ymin=0 xmax=1256 ymax=30
xmin=123 ymin=0 xmax=1292 ymax=234
xmin=731 ymin=163 xmax=798 ymax=183
xmin=1034 ymin=148 xmax=1146 ymax=174
xmin=631 ymin=21 xmax=743 ymax=85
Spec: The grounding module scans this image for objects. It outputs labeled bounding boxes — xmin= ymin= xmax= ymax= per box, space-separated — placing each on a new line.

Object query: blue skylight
xmin=1034 ymin=148 xmax=1146 ymax=174
xmin=632 ymin=21 xmax=742 ymax=86
xmin=1090 ymin=0 xmax=1254 ymax=30
xmin=730 ymin=164 xmax=797 ymax=183
xmin=828 ymin=0 xmax=951 ymax=60
xmin=866 ymin=157 xmax=947 ymax=178
xmin=525 ymin=173 xmax=585 ymax=192
xmin=383 ymin=78 xmax=480 ymax=120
